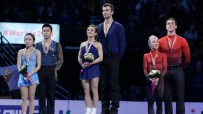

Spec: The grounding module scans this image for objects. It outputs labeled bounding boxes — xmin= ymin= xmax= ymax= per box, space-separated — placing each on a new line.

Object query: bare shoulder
xmin=18 ymin=49 xmax=24 ymax=54
xmin=93 ymin=42 xmax=102 ymax=48
xmin=35 ymin=49 xmax=41 ymax=55
xmin=80 ymin=41 xmax=87 ymax=47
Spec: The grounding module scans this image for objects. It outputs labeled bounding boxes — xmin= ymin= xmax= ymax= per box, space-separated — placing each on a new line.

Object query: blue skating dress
xmin=18 ymin=48 xmax=39 ymax=87
xmin=80 ymin=42 xmax=100 ymax=80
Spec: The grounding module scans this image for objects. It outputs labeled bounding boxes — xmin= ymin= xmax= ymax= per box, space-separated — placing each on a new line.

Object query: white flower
xmin=149 ymin=70 xmax=160 ymax=75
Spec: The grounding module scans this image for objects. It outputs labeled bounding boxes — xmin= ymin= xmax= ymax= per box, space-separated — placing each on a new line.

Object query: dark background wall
xmin=0 ymin=0 xmax=203 ymax=101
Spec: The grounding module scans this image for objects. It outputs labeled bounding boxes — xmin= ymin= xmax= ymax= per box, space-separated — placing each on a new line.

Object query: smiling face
xmin=148 ymin=35 xmax=159 ymax=50
xmin=86 ymin=25 xmax=97 ymax=40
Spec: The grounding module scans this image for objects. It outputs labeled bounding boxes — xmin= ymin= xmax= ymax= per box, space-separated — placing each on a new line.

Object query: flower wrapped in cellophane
xmin=83 ymin=52 xmax=94 ymax=63
xmin=18 ymin=63 xmax=30 ymax=81
xmin=18 ymin=64 xmax=28 ymax=76
xmin=80 ymin=53 xmax=95 ymax=73
xmin=148 ymin=70 xmax=161 ymax=79
xmin=148 ymin=70 xmax=161 ymax=93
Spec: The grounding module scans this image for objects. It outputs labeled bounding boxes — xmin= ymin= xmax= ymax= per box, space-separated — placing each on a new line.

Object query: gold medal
xmin=167 ymin=35 xmax=177 ymax=52
xmin=150 ymin=51 xmax=158 ymax=69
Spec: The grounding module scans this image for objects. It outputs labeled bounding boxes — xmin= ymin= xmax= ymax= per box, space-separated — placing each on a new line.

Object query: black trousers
xmin=38 ymin=67 xmax=56 ymax=114
xmin=146 ymin=77 xmax=164 ymax=114
xmin=100 ymin=53 xmax=120 ymax=114
xmin=164 ymin=66 xmax=185 ymax=114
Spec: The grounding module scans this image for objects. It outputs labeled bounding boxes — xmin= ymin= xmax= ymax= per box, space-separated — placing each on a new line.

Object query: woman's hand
xmin=23 ymin=72 xmax=32 ymax=81
xmin=149 ymin=78 xmax=159 ymax=86
xmin=81 ymin=62 xmax=91 ymax=68
xmin=27 ymin=72 xmax=32 ymax=77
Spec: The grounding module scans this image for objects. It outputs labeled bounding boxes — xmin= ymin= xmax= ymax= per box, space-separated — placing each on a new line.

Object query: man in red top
xmin=143 ymin=35 xmax=167 ymax=114
xmin=159 ymin=18 xmax=190 ymax=114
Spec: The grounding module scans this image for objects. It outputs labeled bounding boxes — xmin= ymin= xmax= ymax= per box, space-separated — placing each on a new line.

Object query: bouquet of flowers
xmin=81 ymin=53 xmax=95 ymax=73
xmin=148 ymin=70 xmax=161 ymax=79
xmin=18 ymin=63 xmax=30 ymax=81
xmin=148 ymin=70 xmax=161 ymax=93
xmin=83 ymin=52 xmax=94 ymax=63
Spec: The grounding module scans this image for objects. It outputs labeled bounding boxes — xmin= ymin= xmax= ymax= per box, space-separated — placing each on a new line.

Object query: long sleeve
xmin=55 ymin=43 xmax=64 ymax=70
xmin=97 ymin=21 xmax=126 ymax=59
xmin=182 ymin=39 xmax=190 ymax=68
xmin=143 ymin=54 xmax=149 ymax=77
xmin=161 ymin=54 xmax=167 ymax=77
xmin=158 ymin=35 xmax=190 ymax=66
xmin=143 ymin=52 xmax=167 ymax=77
xmin=118 ymin=25 xmax=126 ymax=59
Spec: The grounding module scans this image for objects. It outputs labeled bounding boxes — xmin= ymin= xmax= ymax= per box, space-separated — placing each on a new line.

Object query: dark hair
xmin=42 ymin=23 xmax=52 ymax=32
xmin=166 ymin=17 xmax=177 ymax=25
xmin=87 ymin=24 xmax=98 ymax=40
xmin=24 ymin=33 xmax=35 ymax=42
xmin=102 ymin=3 xmax=114 ymax=11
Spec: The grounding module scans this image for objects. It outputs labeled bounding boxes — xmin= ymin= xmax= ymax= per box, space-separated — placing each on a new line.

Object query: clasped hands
xmin=81 ymin=62 xmax=92 ymax=69
xmin=149 ymin=78 xmax=159 ymax=86
xmin=23 ymin=72 xmax=32 ymax=81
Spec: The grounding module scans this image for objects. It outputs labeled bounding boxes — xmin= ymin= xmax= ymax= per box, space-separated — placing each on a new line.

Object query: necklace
xmin=150 ymin=50 xmax=158 ymax=69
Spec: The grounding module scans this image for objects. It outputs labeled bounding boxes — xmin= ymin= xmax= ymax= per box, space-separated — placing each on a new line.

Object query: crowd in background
xmin=0 ymin=0 xmax=203 ymax=101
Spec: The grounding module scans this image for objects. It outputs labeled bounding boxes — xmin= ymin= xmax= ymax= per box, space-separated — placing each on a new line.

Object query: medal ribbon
xmin=85 ymin=41 xmax=95 ymax=53
xmin=42 ymin=40 xmax=51 ymax=54
xmin=167 ymin=35 xmax=177 ymax=51
xmin=150 ymin=51 xmax=158 ymax=69
xmin=25 ymin=48 xmax=33 ymax=64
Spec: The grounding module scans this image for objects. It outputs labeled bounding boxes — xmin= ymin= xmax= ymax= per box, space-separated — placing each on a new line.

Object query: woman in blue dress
xmin=17 ymin=33 xmax=41 ymax=114
xmin=78 ymin=24 xmax=103 ymax=114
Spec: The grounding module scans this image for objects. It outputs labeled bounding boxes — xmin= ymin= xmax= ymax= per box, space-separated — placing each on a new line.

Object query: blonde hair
xmin=148 ymin=35 xmax=158 ymax=49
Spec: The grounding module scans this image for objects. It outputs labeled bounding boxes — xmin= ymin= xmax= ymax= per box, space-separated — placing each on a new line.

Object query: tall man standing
xmin=97 ymin=3 xmax=126 ymax=114
xmin=36 ymin=24 xmax=64 ymax=114
xmin=158 ymin=18 xmax=190 ymax=114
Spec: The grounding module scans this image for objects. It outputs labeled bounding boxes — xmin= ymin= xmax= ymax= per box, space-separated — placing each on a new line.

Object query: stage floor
xmin=0 ymin=99 xmax=203 ymax=114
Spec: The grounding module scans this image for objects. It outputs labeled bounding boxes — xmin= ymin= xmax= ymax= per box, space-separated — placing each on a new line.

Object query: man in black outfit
xmin=97 ymin=3 xmax=126 ymax=114
xmin=36 ymin=24 xmax=63 ymax=114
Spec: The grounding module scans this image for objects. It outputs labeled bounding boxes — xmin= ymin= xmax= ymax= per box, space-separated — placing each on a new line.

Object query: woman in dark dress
xmin=78 ymin=24 xmax=103 ymax=114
